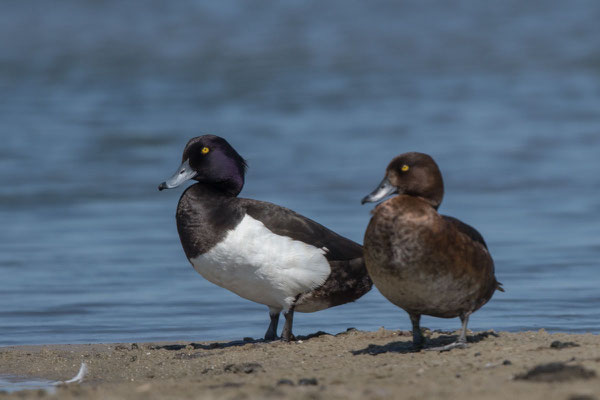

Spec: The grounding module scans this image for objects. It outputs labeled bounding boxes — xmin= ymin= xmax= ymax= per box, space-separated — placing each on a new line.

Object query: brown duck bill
xmin=158 ymin=159 xmax=197 ymax=191
xmin=361 ymin=177 xmax=397 ymax=204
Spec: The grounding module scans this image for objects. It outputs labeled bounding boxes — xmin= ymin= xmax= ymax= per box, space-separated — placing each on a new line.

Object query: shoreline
xmin=1 ymin=329 xmax=599 ymax=399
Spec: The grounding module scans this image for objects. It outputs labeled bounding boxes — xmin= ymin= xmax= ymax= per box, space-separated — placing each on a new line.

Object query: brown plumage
xmin=362 ymin=152 xmax=502 ymax=350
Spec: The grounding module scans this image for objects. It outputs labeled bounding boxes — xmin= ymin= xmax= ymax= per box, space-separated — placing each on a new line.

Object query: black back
xmin=241 ymin=198 xmax=364 ymax=261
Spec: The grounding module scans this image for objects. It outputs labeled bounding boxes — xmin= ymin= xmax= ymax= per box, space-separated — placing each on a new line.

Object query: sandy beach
xmin=1 ymin=328 xmax=599 ymax=399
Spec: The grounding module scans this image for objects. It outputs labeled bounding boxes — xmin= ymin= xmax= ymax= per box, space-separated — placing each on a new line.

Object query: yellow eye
xmin=401 ymin=165 xmax=410 ymax=172
xmin=201 ymin=146 xmax=210 ymax=154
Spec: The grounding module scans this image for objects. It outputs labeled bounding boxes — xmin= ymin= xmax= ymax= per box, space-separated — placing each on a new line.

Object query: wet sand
xmin=1 ymin=328 xmax=599 ymax=400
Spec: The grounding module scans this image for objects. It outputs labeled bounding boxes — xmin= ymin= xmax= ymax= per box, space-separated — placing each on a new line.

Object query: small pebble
xmin=550 ymin=340 xmax=579 ymax=349
xmin=277 ymin=379 xmax=295 ymax=386
xmin=503 ymin=360 xmax=512 ymax=365
xmin=568 ymin=395 xmax=597 ymax=400
xmin=298 ymin=378 xmax=318 ymax=386
xmin=515 ymin=362 xmax=596 ymax=382
xmin=224 ymin=362 xmax=264 ymax=374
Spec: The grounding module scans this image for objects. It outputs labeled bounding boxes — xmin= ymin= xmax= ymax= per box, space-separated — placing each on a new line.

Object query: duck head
xmin=158 ymin=135 xmax=247 ymax=196
xmin=361 ymin=152 xmax=444 ymax=209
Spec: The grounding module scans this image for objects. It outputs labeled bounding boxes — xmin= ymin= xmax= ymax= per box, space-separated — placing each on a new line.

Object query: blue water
xmin=0 ymin=375 xmax=55 ymax=394
xmin=1 ymin=1 xmax=599 ymax=347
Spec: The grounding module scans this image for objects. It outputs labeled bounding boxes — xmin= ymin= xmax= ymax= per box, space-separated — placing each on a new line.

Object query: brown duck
xmin=361 ymin=152 xmax=503 ymax=350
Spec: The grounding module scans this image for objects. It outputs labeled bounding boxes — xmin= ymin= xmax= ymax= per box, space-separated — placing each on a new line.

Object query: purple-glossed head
xmin=158 ymin=135 xmax=248 ymax=196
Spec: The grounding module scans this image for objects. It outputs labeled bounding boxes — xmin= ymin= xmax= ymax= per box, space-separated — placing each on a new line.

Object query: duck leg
xmin=409 ymin=313 xmax=424 ymax=350
xmin=426 ymin=312 xmax=471 ymax=352
xmin=281 ymin=306 xmax=296 ymax=342
xmin=264 ymin=307 xmax=281 ymax=341
xmin=457 ymin=313 xmax=470 ymax=344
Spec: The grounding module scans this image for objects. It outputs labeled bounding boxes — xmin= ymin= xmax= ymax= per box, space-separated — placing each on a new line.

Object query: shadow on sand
xmin=351 ymin=331 xmax=499 ymax=355
xmin=148 ymin=330 xmax=338 ymax=351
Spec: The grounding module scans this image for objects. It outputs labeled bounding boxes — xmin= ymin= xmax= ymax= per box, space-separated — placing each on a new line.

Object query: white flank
xmin=190 ymin=215 xmax=331 ymax=311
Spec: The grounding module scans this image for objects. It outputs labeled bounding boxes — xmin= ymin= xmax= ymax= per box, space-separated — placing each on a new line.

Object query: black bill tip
xmin=158 ymin=182 xmax=168 ymax=191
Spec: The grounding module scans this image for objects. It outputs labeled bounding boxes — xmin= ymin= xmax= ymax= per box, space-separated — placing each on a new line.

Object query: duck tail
xmin=495 ymin=280 xmax=505 ymax=292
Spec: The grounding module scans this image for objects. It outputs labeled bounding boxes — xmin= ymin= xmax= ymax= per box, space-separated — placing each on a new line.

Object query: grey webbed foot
xmin=412 ymin=341 xmax=424 ymax=352
xmin=426 ymin=313 xmax=470 ymax=352
xmin=425 ymin=340 xmax=468 ymax=352
xmin=281 ymin=332 xmax=296 ymax=342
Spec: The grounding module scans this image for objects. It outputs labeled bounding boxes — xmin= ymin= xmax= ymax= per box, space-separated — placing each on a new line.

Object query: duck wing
xmin=240 ymin=199 xmax=363 ymax=261
xmin=442 ymin=215 xmax=504 ymax=292
xmin=442 ymin=215 xmax=488 ymax=250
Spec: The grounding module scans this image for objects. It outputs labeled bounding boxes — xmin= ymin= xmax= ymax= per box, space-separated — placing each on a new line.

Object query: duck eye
xmin=401 ymin=165 xmax=410 ymax=172
xmin=201 ymin=146 xmax=210 ymax=154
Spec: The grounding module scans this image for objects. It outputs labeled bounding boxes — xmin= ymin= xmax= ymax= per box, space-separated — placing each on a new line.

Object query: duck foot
xmin=281 ymin=333 xmax=296 ymax=342
xmin=426 ymin=341 xmax=468 ymax=352
xmin=426 ymin=312 xmax=471 ymax=352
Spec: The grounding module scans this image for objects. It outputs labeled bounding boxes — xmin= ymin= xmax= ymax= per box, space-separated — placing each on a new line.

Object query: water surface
xmin=1 ymin=1 xmax=599 ymax=346
xmin=0 ymin=375 xmax=55 ymax=394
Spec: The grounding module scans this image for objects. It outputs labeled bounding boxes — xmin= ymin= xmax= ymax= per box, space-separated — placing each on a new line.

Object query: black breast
xmin=176 ymin=184 xmax=245 ymax=259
